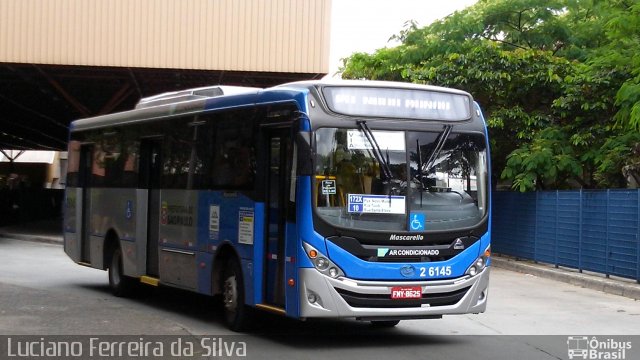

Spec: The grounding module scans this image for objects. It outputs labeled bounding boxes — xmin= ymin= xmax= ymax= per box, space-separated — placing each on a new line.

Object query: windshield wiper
xmin=416 ymin=138 xmax=423 ymax=179
xmin=423 ymin=125 xmax=452 ymax=174
xmin=357 ymin=120 xmax=393 ymax=180
xmin=414 ymin=125 xmax=453 ymax=198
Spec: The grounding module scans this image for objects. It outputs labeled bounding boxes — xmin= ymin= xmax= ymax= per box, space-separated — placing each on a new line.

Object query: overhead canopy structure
xmin=0 ymin=150 xmax=56 ymax=164
xmin=0 ymin=0 xmax=332 ymax=150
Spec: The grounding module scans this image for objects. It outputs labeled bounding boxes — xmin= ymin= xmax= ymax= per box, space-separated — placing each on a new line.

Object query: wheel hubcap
xmin=111 ymin=251 xmax=121 ymax=286
xmin=223 ymin=275 xmax=238 ymax=313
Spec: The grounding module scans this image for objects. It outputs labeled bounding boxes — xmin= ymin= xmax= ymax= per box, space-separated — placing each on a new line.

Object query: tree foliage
xmin=340 ymin=0 xmax=640 ymax=190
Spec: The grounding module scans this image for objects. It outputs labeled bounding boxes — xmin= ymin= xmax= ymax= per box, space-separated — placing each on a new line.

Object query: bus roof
xmin=69 ymin=80 xmax=473 ymax=131
xmin=276 ymin=79 xmax=471 ymax=97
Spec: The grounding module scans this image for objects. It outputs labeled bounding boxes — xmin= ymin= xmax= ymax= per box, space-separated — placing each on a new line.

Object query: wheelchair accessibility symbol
xmin=125 ymin=200 xmax=133 ymax=220
xmin=409 ymin=213 xmax=425 ymax=231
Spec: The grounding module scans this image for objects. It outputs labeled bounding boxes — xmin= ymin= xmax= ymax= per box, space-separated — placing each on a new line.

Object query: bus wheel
xmin=222 ymin=260 xmax=252 ymax=332
xmin=370 ymin=320 xmax=400 ymax=328
xmin=108 ymin=246 xmax=135 ymax=297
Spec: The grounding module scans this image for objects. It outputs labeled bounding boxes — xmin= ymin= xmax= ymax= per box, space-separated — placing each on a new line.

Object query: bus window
xmin=160 ymin=118 xmax=202 ymax=189
xmin=201 ymin=109 xmax=256 ymax=190
xmin=65 ymin=140 xmax=81 ymax=187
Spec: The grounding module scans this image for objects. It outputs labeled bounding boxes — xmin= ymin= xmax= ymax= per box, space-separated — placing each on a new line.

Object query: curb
xmin=0 ymin=232 xmax=63 ymax=246
xmin=492 ymin=256 xmax=640 ymax=301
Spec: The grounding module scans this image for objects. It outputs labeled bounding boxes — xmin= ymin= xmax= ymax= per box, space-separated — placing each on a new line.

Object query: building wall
xmin=0 ymin=0 xmax=331 ymax=73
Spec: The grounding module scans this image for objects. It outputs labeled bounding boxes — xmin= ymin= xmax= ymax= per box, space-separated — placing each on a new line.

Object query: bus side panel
xmin=480 ymin=229 xmax=491 ymax=267
xmin=88 ymin=189 xmax=106 ymax=269
xmin=135 ymin=189 xmax=149 ymax=277
xmin=196 ymin=251 xmax=214 ymax=295
xmin=196 ymin=191 xmax=219 ymax=296
xmin=296 ymin=176 xmax=322 ymax=267
xmin=89 ymin=188 xmax=138 ymax=274
xmin=241 ymin=258 xmax=255 ymax=307
xmin=292 ymin=176 xmax=316 ymax=318
xmin=119 ymin=190 xmax=139 ymax=277
xmin=63 ymin=187 xmax=81 ymax=262
xmin=284 ymin=221 xmax=299 ymax=317
xmin=479 ymin=103 xmax=492 ymax=266
xmin=158 ymin=190 xmax=199 ymax=290
xmin=196 ymin=191 xmax=260 ymax=301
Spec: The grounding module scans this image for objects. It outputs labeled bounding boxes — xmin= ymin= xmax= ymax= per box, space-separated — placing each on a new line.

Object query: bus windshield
xmin=314 ymin=127 xmax=488 ymax=232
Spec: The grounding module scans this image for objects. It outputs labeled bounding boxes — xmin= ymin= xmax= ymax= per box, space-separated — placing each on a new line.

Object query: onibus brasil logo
xmin=567 ymin=336 xmax=632 ymax=360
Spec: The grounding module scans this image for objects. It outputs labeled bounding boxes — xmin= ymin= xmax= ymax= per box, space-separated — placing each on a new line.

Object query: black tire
xmin=108 ymin=246 xmax=136 ymax=297
xmin=370 ymin=320 xmax=401 ymax=328
xmin=222 ymin=259 xmax=253 ymax=332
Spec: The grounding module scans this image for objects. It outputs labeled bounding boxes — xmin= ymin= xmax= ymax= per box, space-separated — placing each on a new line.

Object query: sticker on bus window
xmin=409 ymin=212 xmax=425 ymax=231
xmin=125 ymin=200 xmax=133 ymax=220
xmin=209 ymin=205 xmax=220 ymax=240
xmin=347 ymin=130 xmax=405 ymax=151
xmin=238 ymin=208 xmax=254 ymax=245
xmin=347 ymin=194 xmax=405 ymax=214
xmin=321 ymin=180 xmax=337 ymax=195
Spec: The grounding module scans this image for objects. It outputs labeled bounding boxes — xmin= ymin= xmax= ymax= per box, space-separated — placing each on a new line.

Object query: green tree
xmin=340 ymin=0 xmax=640 ymax=190
xmin=603 ymin=1 xmax=640 ymax=130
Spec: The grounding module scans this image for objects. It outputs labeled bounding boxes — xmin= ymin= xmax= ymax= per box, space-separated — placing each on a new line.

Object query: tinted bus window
xmin=197 ymin=109 xmax=256 ymax=190
xmin=160 ymin=117 xmax=202 ymax=189
xmin=87 ymin=128 xmax=140 ymax=188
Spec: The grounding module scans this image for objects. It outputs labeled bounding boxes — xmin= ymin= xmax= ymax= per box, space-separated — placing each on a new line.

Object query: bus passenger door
xmin=79 ymin=144 xmax=93 ymax=263
xmin=263 ymin=128 xmax=292 ymax=308
xmin=140 ymin=138 xmax=163 ymax=277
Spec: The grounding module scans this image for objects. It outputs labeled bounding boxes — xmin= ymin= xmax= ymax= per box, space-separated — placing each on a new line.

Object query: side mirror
xmin=296 ymin=131 xmax=313 ymax=176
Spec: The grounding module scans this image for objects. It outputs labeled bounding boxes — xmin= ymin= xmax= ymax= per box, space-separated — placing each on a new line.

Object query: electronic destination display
xmin=322 ymin=86 xmax=472 ymax=121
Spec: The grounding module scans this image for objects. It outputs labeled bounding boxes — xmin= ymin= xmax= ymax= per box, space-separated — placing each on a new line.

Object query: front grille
xmin=335 ymin=286 xmax=471 ymax=308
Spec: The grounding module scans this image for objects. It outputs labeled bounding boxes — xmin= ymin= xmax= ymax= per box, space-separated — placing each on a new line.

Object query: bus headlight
xmin=303 ymin=242 xmax=345 ymax=279
xmin=315 ymin=257 xmax=330 ymax=270
xmin=466 ymin=246 xmax=490 ymax=277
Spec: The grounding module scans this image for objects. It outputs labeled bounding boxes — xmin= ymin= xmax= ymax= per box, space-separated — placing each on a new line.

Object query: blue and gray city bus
xmin=64 ymin=80 xmax=491 ymax=330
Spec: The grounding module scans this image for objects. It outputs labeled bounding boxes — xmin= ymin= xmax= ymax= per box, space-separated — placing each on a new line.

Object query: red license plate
xmin=390 ymin=286 xmax=422 ymax=299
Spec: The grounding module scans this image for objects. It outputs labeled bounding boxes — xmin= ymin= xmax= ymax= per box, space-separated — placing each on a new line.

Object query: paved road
xmin=1 ymin=238 xmax=639 ymax=359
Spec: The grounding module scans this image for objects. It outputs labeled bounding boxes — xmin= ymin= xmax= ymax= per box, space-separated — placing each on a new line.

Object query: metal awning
xmin=0 ymin=63 xmax=324 ymax=151
xmin=0 ymin=150 xmax=56 ymax=164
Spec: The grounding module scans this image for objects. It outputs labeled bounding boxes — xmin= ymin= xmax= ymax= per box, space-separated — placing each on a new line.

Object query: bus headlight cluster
xmin=303 ymin=242 xmax=344 ymax=279
xmin=466 ymin=246 xmax=490 ymax=277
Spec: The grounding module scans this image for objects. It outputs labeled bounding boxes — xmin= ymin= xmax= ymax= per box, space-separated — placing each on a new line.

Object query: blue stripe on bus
xmin=480 ymin=231 xmax=492 ymax=267
xmin=202 ymin=88 xmax=309 ymax=116
xmin=258 ymin=88 xmax=309 ymax=108
xmin=296 ymin=175 xmax=327 ymax=264
xmin=203 ymin=93 xmax=261 ymax=112
xmin=476 ymin=102 xmax=493 ymax=266
xmin=326 ymin=239 xmax=483 ymax=281
xmin=284 ymin=221 xmax=299 ymax=317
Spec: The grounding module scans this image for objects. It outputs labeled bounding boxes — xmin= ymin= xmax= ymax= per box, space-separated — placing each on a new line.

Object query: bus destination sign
xmin=322 ymin=86 xmax=471 ymax=121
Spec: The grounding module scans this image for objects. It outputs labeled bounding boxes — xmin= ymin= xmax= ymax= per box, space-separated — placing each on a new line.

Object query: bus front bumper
xmin=298 ymin=267 xmax=490 ymax=320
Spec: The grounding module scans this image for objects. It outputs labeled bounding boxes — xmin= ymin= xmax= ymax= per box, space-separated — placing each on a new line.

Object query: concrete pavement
xmin=1 ymin=219 xmax=639 ymax=301
xmin=492 ymin=255 xmax=640 ymax=300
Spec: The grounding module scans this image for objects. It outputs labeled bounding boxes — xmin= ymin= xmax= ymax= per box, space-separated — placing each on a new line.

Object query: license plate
xmin=390 ymin=286 xmax=422 ymax=299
